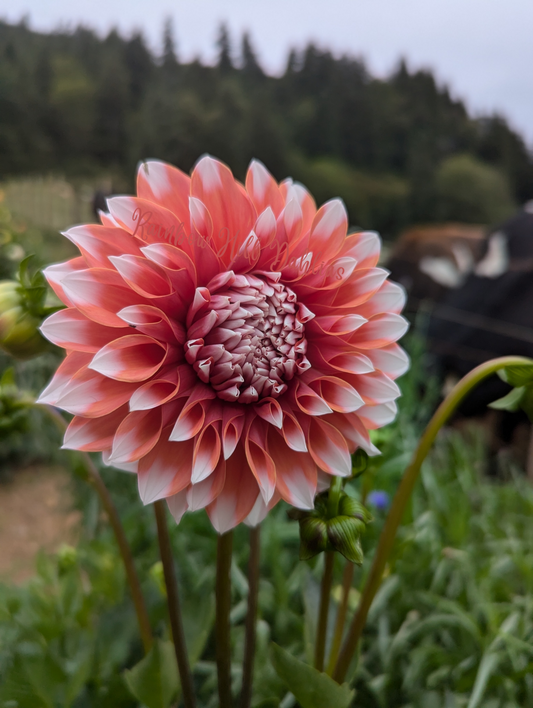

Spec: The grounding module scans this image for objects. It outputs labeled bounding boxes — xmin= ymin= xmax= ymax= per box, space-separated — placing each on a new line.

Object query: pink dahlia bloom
xmin=39 ymin=157 xmax=408 ymax=532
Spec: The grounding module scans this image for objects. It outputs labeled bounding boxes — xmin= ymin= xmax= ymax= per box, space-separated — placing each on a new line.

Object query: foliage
xmin=1 ymin=21 xmax=531 ymax=237
xmin=0 ymin=339 xmax=530 ymax=705
xmin=434 ymin=154 xmax=516 ymax=225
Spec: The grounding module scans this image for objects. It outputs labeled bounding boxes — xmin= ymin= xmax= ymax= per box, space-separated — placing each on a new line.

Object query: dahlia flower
xmin=38 ymin=157 xmax=408 ymax=532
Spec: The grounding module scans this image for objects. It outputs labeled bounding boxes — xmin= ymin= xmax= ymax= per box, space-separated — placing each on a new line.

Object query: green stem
xmin=314 ymin=551 xmax=335 ymax=671
xmin=216 ymin=531 xmax=234 ymax=708
xmin=38 ymin=403 xmax=153 ymax=654
xmin=327 ymin=475 xmax=343 ymax=518
xmin=154 ymin=500 xmax=196 ymax=708
xmin=240 ymin=525 xmax=261 ymax=708
xmin=326 ymin=561 xmax=354 ymax=676
xmin=333 ymin=355 xmax=533 ymax=683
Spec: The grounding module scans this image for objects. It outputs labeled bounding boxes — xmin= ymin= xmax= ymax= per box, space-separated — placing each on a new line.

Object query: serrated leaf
xmin=270 ymin=643 xmax=355 ymax=708
xmin=326 ymin=517 xmax=364 ymax=564
xmin=488 ymin=386 xmax=525 ymax=412
xmin=123 ymin=640 xmax=179 ymax=708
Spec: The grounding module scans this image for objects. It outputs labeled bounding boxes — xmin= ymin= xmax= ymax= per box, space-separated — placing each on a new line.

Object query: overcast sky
xmin=3 ymin=0 xmax=533 ymax=147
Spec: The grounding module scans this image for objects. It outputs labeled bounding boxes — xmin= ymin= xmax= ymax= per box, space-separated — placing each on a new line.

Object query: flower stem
xmin=154 ymin=500 xmax=196 ymax=708
xmin=333 ymin=355 xmax=533 ymax=683
xmin=39 ymin=403 xmax=153 ymax=654
xmin=314 ymin=551 xmax=335 ymax=671
xmin=326 ymin=561 xmax=354 ymax=675
xmin=240 ymin=525 xmax=261 ymax=708
xmin=216 ymin=531 xmax=234 ymax=708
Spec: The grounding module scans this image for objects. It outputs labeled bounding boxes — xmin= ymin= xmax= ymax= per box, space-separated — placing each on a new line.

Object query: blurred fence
xmin=1 ymin=177 xmax=97 ymax=231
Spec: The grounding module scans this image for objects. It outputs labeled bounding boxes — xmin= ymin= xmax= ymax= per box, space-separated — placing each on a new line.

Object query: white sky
xmin=3 ymin=0 xmax=533 ymax=147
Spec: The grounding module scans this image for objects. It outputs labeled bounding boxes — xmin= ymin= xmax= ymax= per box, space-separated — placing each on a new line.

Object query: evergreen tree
xmin=216 ymin=23 xmax=233 ymax=72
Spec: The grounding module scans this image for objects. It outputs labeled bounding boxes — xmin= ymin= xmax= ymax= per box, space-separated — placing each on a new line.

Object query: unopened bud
xmin=0 ymin=280 xmax=48 ymax=359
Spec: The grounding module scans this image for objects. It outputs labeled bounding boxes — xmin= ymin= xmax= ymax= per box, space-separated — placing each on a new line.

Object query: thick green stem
xmin=327 ymin=475 xmax=343 ymax=518
xmin=314 ymin=475 xmax=343 ymax=671
xmin=333 ymin=355 xmax=533 ymax=683
xmin=240 ymin=525 xmax=261 ymax=708
xmin=314 ymin=551 xmax=335 ymax=671
xmin=154 ymin=500 xmax=196 ymax=708
xmin=39 ymin=403 xmax=153 ymax=654
xmin=216 ymin=531 xmax=234 ymax=708
xmin=326 ymin=561 xmax=354 ymax=675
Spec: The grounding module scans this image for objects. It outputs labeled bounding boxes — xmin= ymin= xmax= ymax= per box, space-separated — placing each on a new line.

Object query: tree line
xmin=1 ymin=18 xmax=532 ymax=237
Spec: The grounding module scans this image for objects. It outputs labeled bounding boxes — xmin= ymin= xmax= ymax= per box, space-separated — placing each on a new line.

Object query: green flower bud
xmin=292 ymin=489 xmax=373 ymax=564
xmin=352 ymin=448 xmax=369 ymax=476
xmin=299 ymin=516 xmax=329 ymax=560
xmin=326 ymin=516 xmax=365 ymax=564
xmin=57 ymin=543 xmax=78 ymax=573
xmin=0 ymin=280 xmax=48 ymax=359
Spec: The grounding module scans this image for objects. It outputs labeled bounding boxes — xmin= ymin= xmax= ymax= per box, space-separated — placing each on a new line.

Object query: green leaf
xmin=123 ymin=640 xmax=180 ymax=708
xmin=270 ymin=643 xmax=355 ymax=708
xmin=488 ymin=386 xmax=525 ymax=412
xmin=499 ymin=364 xmax=533 ymax=387
xmin=326 ymin=517 xmax=364 ymax=564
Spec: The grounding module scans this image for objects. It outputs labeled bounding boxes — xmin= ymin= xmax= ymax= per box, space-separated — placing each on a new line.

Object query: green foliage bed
xmin=1 ymin=342 xmax=532 ymax=707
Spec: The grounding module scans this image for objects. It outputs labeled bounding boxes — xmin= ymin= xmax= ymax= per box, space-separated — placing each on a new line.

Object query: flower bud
xmin=0 ymin=280 xmax=48 ymax=359
xmin=293 ymin=490 xmax=372 ymax=564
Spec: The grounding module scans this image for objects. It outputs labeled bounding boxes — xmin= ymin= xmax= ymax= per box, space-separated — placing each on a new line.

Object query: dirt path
xmin=0 ymin=465 xmax=80 ymax=583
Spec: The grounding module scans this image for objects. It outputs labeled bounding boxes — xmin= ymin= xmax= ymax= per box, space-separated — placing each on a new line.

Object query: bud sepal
xmin=289 ymin=488 xmax=372 ymax=564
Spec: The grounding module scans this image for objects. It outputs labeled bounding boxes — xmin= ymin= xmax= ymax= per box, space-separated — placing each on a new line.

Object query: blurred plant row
xmin=0 ymin=334 xmax=531 ymax=707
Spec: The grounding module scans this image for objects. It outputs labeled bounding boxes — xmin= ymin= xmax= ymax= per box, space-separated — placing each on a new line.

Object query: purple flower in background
xmin=367 ymin=490 xmax=390 ymax=512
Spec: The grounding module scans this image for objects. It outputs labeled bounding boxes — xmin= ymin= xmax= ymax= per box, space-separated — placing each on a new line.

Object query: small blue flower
xmin=367 ymin=490 xmax=390 ymax=512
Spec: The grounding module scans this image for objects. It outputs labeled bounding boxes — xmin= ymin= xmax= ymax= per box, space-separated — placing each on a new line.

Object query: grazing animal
xmin=388 ymin=207 xmax=533 ymax=475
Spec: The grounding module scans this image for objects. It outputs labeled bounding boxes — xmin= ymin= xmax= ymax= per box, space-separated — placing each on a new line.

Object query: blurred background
xmin=2 ymin=3 xmax=533 ymax=706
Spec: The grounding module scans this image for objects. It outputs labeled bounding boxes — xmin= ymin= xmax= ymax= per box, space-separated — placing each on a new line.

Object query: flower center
xmin=184 ymin=272 xmax=313 ymax=403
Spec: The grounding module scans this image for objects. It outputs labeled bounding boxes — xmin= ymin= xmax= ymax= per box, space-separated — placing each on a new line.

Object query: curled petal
xmin=41 ymin=309 xmax=127 ymax=353
xmin=294 ymin=380 xmax=333 ymax=416
xmin=137 ymin=160 xmax=191 ymax=223
xmin=37 ymin=351 xmax=92 ymax=405
xmin=245 ymin=417 xmax=276 ymax=503
xmin=192 ymin=423 xmax=222 ymax=483
xmin=222 ymin=408 xmax=245 ymax=459
xmin=118 ymin=304 xmax=185 ymax=344
xmin=110 ymin=407 xmax=163 ymax=463
xmin=309 ymin=375 xmax=364 ymax=413
xmin=188 ymin=456 xmax=226 ymax=510
xmin=307 ymin=417 xmax=352 ymax=477
xmin=129 ymin=370 xmax=180 ymax=411
xmin=43 ymin=257 xmax=87 ymax=308
xmin=269 ymin=430 xmax=317 ymax=509
xmin=364 ymin=344 xmax=410 ymax=379
xmin=348 ymin=313 xmax=409 ymax=349
xmin=166 ymin=490 xmax=189 ymax=524
xmin=62 ymin=405 xmax=129 ymax=452
xmin=89 ymin=335 xmax=167 ymax=382
xmin=245 ymin=160 xmax=284 ymax=217
xmin=307 ymin=199 xmax=348 ymax=264
xmin=109 ymin=255 xmax=173 ymax=298
xmin=55 ymin=368 xmax=137 ymax=417
xmin=207 ymin=444 xmax=259 ymax=533
xmin=64 ymin=224 xmax=142 ymax=267
xmin=348 ymin=371 xmax=401 ymax=405
xmin=357 ymin=402 xmax=398 ymax=430
xmin=138 ymin=435 xmax=193 ymax=504
xmin=61 ymin=268 xmax=142 ymax=327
